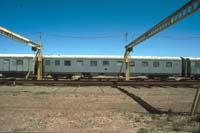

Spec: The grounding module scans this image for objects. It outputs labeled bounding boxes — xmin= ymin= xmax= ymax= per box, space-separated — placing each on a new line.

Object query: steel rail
xmin=0 ymin=79 xmax=199 ymax=86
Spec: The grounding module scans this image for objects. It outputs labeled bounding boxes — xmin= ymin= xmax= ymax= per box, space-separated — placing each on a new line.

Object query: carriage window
xmin=55 ymin=60 xmax=60 ymax=66
xmin=166 ymin=62 xmax=172 ymax=67
xmin=3 ymin=59 xmax=10 ymax=63
xmin=130 ymin=62 xmax=135 ymax=67
xmin=77 ymin=60 xmax=83 ymax=66
xmin=64 ymin=60 xmax=71 ymax=66
xmin=103 ymin=61 xmax=109 ymax=66
xmin=17 ymin=60 xmax=23 ymax=65
xmin=117 ymin=61 xmax=122 ymax=66
xmin=90 ymin=61 xmax=97 ymax=66
xmin=195 ymin=62 xmax=200 ymax=68
xmin=45 ymin=60 xmax=50 ymax=66
xmin=153 ymin=62 xmax=159 ymax=67
xmin=142 ymin=61 xmax=148 ymax=67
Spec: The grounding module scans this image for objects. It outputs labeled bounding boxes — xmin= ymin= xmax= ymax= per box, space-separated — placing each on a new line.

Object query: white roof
xmin=43 ymin=55 xmax=182 ymax=60
xmin=0 ymin=54 xmax=198 ymax=60
xmin=185 ymin=57 xmax=200 ymax=60
xmin=0 ymin=54 xmax=34 ymax=57
xmin=43 ymin=55 xmax=123 ymax=59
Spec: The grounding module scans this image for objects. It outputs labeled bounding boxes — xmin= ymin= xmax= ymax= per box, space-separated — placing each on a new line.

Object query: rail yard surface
xmin=0 ymin=85 xmax=199 ymax=132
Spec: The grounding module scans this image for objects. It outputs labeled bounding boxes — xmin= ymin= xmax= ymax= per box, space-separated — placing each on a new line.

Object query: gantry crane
xmin=120 ymin=0 xmax=200 ymax=116
xmin=0 ymin=26 xmax=43 ymax=80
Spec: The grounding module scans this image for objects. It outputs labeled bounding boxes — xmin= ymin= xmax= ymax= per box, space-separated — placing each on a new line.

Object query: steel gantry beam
xmin=120 ymin=0 xmax=200 ymax=116
xmin=0 ymin=26 xmax=43 ymax=80
xmin=0 ymin=26 xmax=40 ymax=51
xmin=122 ymin=0 xmax=200 ymax=80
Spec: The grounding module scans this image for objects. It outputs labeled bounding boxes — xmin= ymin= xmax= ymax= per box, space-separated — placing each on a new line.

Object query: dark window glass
xmin=117 ymin=61 xmax=122 ymax=66
xmin=45 ymin=60 xmax=50 ymax=66
xmin=153 ymin=62 xmax=159 ymax=67
xmin=17 ymin=60 xmax=23 ymax=65
xmin=142 ymin=61 xmax=148 ymax=67
xmin=77 ymin=60 xmax=83 ymax=66
xmin=103 ymin=61 xmax=109 ymax=66
xmin=55 ymin=60 xmax=60 ymax=66
xmin=90 ymin=61 xmax=97 ymax=66
xmin=130 ymin=61 xmax=135 ymax=67
xmin=195 ymin=62 xmax=200 ymax=68
xmin=64 ymin=60 xmax=71 ymax=66
xmin=166 ymin=62 xmax=172 ymax=67
xmin=3 ymin=59 xmax=10 ymax=63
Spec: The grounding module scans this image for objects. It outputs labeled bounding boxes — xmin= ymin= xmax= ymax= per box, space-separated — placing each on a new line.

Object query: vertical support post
xmin=124 ymin=32 xmax=130 ymax=81
xmin=125 ymin=54 xmax=130 ymax=81
xmin=37 ymin=48 xmax=42 ymax=80
xmin=37 ymin=32 xmax=43 ymax=80
xmin=191 ymin=87 xmax=200 ymax=116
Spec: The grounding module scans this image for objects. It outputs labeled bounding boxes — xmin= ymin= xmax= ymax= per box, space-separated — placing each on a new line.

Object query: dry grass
xmin=0 ymin=85 xmax=199 ymax=132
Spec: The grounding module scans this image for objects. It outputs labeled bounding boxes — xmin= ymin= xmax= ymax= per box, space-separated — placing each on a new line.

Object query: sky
xmin=0 ymin=0 xmax=200 ymax=57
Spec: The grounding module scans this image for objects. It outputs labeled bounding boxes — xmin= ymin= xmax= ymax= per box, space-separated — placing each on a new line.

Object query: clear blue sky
xmin=0 ymin=0 xmax=200 ymax=57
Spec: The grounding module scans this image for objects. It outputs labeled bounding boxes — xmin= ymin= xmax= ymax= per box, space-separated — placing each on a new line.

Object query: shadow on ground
xmin=114 ymin=85 xmax=191 ymax=115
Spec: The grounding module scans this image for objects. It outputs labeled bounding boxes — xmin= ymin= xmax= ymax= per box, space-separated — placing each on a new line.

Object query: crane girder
xmin=125 ymin=0 xmax=200 ymax=51
xmin=0 ymin=26 xmax=43 ymax=80
xmin=0 ymin=26 xmax=40 ymax=51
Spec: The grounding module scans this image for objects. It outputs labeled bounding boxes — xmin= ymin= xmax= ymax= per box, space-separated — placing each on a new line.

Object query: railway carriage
xmin=43 ymin=55 xmax=182 ymax=78
xmin=0 ymin=54 xmax=200 ymax=80
xmin=189 ymin=58 xmax=200 ymax=79
xmin=129 ymin=56 xmax=182 ymax=78
xmin=0 ymin=54 xmax=34 ymax=77
xmin=43 ymin=55 xmax=125 ymax=78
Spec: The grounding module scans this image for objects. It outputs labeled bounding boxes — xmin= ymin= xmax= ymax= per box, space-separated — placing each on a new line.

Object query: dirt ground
xmin=0 ymin=85 xmax=199 ymax=132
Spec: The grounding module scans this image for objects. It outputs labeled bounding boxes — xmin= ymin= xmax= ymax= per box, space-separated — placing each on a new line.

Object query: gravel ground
xmin=0 ymin=85 xmax=199 ymax=132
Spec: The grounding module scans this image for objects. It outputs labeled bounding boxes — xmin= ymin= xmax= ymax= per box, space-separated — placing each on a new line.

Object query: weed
xmin=34 ymin=91 xmax=48 ymax=95
xmin=127 ymin=114 xmax=134 ymax=120
xmin=135 ymin=117 xmax=141 ymax=122
xmin=151 ymin=114 xmax=160 ymax=120
xmin=172 ymin=121 xmax=184 ymax=132
xmin=166 ymin=114 xmax=173 ymax=122
xmin=167 ymin=109 xmax=173 ymax=114
xmin=192 ymin=114 xmax=200 ymax=122
xmin=137 ymin=128 xmax=148 ymax=133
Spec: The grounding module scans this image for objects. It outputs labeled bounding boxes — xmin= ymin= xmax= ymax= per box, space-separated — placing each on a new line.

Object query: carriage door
xmin=185 ymin=58 xmax=191 ymax=77
xmin=16 ymin=59 xmax=23 ymax=71
xmin=181 ymin=57 xmax=186 ymax=77
xmin=3 ymin=59 xmax=10 ymax=71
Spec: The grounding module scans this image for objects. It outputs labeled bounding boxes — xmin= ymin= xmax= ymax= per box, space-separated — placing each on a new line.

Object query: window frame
xmin=45 ymin=60 xmax=50 ymax=66
xmin=77 ymin=60 xmax=83 ymax=66
xmin=195 ymin=62 xmax=200 ymax=68
xmin=116 ymin=61 xmax=123 ymax=66
xmin=142 ymin=61 xmax=148 ymax=67
xmin=153 ymin=62 xmax=159 ymax=67
xmin=64 ymin=60 xmax=71 ymax=66
xmin=55 ymin=60 xmax=60 ymax=66
xmin=90 ymin=61 xmax=97 ymax=67
xmin=3 ymin=59 xmax=10 ymax=63
xmin=166 ymin=62 xmax=172 ymax=68
xmin=103 ymin=61 xmax=109 ymax=66
xmin=130 ymin=61 xmax=135 ymax=67
xmin=16 ymin=60 xmax=23 ymax=65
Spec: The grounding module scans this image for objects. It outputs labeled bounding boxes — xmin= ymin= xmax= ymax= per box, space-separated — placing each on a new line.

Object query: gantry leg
xmin=37 ymin=45 xmax=43 ymax=80
xmin=125 ymin=55 xmax=130 ymax=81
xmin=191 ymin=87 xmax=200 ymax=116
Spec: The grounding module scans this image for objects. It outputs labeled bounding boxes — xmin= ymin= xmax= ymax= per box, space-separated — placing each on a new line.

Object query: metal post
xmin=191 ymin=87 xmax=200 ymax=116
xmin=125 ymin=54 xmax=130 ymax=81
xmin=37 ymin=32 xmax=43 ymax=80
xmin=125 ymin=33 xmax=130 ymax=81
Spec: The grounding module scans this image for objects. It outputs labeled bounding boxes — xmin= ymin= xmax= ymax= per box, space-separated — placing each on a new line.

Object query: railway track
xmin=0 ymin=79 xmax=199 ymax=86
